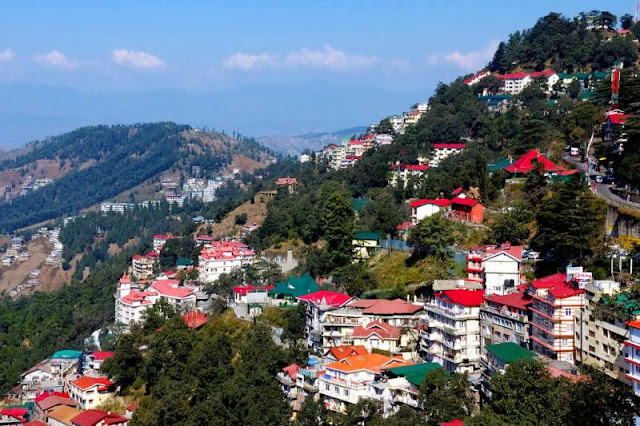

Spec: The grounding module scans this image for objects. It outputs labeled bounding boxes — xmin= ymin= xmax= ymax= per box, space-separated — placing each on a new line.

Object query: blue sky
xmin=0 ymin=1 xmax=633 ymax=147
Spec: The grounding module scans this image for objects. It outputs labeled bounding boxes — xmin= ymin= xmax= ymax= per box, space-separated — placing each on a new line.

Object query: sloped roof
xmin=70 ymin=376 xmax=113 ymax=390
xmin=549 ymin=286 xmax=584 ymax=299
xmin=396 ymin=221 xmax=413 ymax=230
xmin=486 ymin=342 xmax=536 ymax=364
xmin=71 ymin=410 xmax=128 ymax=426
xmin=182 ymin=311 xmax=209 ymax=329
xmin=436 ymin=289 xmax=485 ymax=307
xmin=353 ymin=197 xmax=371 ymax=212
xmin=324 ymin=345 xmax=369 ymax=360
xmin=47 ymin=405 xmax=82 ymax=424
xmin=451 ymin=197 xmax=480 ymax=207
xmin=36 ymin=394 xmax=78 ymax=411
xmin=325 ymin=353 xmax=411 ymax=373
xmin=89 ymin=351 xmax=114 ymax=362
xmin=297 ymin=290 xmax=352 ymax=307
xmin=282 ymin=363 xmax=300 ymax=381
xmin=386 ymin=362 xmax=443 ymax=387
xmin=410 ymin=199 xmax=451 ymax=208
xmin=51 ymin=350 xmax=82 ymax=360
xmin=354 ymin=231 xmax=381 ymax=241
xmin=352 ymin=320 xmax=402 ymax=340
xmin=359 ymin=299 xmax=423 ymax=315
xmin=151 ymin=279 xmax=194 ymax=299
xmin=484 ymin=291 xmax=532 ymax=310
xmin=433 ymin=143 xmax=465 ymax=149
xmin=530 ymin=273 xmax=566 ymax=289
xmin=504 ymin=149 xmax=564 ymax=174
xmin=484 ymin=244 xmax=524 ymax=262
xmin=268 ymin=273 xmax=320 ymax=298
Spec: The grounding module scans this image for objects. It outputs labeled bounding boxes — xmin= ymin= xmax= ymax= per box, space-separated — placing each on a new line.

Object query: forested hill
xmin=0 ymin=123 xmax=273 ymax=231
xmin=491 ymin=11 xmax=638 ymax=73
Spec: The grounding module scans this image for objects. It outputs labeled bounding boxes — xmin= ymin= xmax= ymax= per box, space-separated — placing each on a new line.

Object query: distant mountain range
xmin=257 ymin=126 xmax=369 ymax=156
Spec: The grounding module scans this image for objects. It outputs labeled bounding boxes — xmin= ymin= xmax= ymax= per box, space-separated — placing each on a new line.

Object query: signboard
xmin=566 ymin=266 xmax=583 ymax=280
xmin=574 ymin=272 xmax=593 ymax=288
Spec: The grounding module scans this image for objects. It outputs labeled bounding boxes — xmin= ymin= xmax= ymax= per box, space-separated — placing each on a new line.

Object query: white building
xmin=388 ymin=164 xmax=430 ymax=189
xmin=297 ymin=290 xmax=356 ymax=353
xmin=497 ymin=72 xmax=532 ymax=95
xmin=624 ymin=321 xmax=640 ymax=407
xmin=67 ymin=376 xmax=115 ymax=410
xmin=429 ymin=143 xmax=465 ymax=168
xmin=421 ymin=289 xmax=484 ymax=375
xmin=410 ymin=199 xmax=451 ymax=225
xmin=198 ymin=240 xmax=255 ymax=284
xmin=152 ymin=234 xmax=179 ymax=252
xmin=465 ymin=244 xmax=524 ymax=295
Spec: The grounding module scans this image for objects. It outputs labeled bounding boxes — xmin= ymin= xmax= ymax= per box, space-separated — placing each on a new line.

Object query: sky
xmin=0 ymin=1 xmax=634 ymax=148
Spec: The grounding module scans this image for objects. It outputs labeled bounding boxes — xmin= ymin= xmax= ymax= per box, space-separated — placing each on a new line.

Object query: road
xmin=563 ymin=154 xmax=640 ymax=209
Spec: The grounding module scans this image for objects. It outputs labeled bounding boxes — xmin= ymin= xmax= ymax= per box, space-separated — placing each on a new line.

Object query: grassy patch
xmin=370 ymin=251 xmax=445 ymax=289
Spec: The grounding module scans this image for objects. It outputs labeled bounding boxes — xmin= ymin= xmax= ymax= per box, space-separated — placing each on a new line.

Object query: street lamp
xmin=585 ymin=131 xmax=595 ymax=185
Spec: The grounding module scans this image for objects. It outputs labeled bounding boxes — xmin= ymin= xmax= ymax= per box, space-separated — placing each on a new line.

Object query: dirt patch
xmin=229 ymin=154 xmax=269 ymax=174
xmin=108 ymin=243 xmax=121 ymax=257
xmin=0 ymin=159 xmax=75 ymax=189
xmin=0 ymin=237 xmax=51 ymax=294
xmin=205 ymin=199 xmax=268 ymax=238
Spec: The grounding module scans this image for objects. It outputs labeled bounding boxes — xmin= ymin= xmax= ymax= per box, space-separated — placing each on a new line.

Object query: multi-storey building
xmin=421 ymin=289 xmax=484 ymax=374
xmin=388 ymin=164 xmax=430 ymax=189
xmin=318 ymin=353 xmax=411 ymax=413
xmin=320 ymin=299 xmax=424 ymax=353
xmin=497 ymin=72 xmax=532 ymax=95
xmin=575 ymin=280 xmax=634 ymax=384
xmin=624 ymin=321 xmax=640 ymax=404
xmin=529 ymin=273 xmax=586 ymax=364
xmin=297 ymin=290 xmax=355 ymax=353
xmin=410 ymin=199 xmax=451 ymax=225
xmin=480 ymin=289 xmax=532 ymax=350
xmin=466 ymin=244 xmax=523 ymax=295
xmin=152 ymin=234 xmax=180 ymax=252
xmin=429 ymin=143 xmax=465 ymax=168
xmin=198 ymin=240 xmax=255 ymax=283
xmin=66 ymin=376 xmax=115 ymax=410
xmin=131 ymin=252 xmax=159 ymax=279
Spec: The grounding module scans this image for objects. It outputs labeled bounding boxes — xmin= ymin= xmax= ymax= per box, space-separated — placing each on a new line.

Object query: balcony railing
xmin=482 ymin=305 xmax=528 ymax=322
xmin=319 ymin=375 xmax=369 ymax=390
xmin=426 ymin=303 xmax=474 ymax=319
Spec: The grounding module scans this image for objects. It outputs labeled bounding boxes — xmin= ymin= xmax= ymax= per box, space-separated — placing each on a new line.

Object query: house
xmin=624 ymin=321 xmax=640 ymax=403
xmin=528 ymin=272 xmax=586 ymax=363
xmin=114 ymin=274 xmax=158 ymax=327
xmin=152 ymin=234 xmax=179 ymax=252
xmin=232 ymin=285 xmax=274 ymax=305
xmin=34 ymin=393 xmax=78 ymax=422
xmin=483 ymin=342 xmax=536 ymax=376
xmin=150 ymin=279 xmax=197 ymax=311
xmin=268 ymin=273 xmax=320 ymax=306
xmin=429 ymin=143 xmax=465 ymax=168
xmin=352 ymin=197 xmax=371 ymax=217
xmin=574 ymin=280 xmax=633 ymax=384
xmin=84 ymin=352 xmax=114 ymax=376
xmin=131 ymin=252 xmax=158 ymax=279
xmin=297 ymin=290 xmax=356 ymax=353
xmin=403 ymin=110 xmax=422 ymax=127
xmin=318 ymin=353 xmax=411 ymax=413
xmin=410 ymin=199 xmax=451 ymax=226
xmin=396 ymin=222 xmax=413 ymax=239
xmin=0 ymin=408 xmax=28 ymax=425
xmin=196 ymin=235 xmax=216 ymax=246
xmin=323 ymin=345 xmax=370 ymax=362
xmin=47 ymin=405 xmax=82 ymax=426
xmin=275 ymin=177 xmax=298 ymax=193
xmin=198 ymin=240 xmax=255 ymax=283
xmin=389 ymin=164 xmax=430 ymax=188
xmin=182 ymin=310 xmax=209 ymax=329
xmin=603 ymin=110 xmax=628 ymax=142
xmin=481 ymin=290 xmax=532 ymax=350
xmin=466 ymin=243 xmax=524 ymax=295
xmin=497 ymin=72 xmax=531 ymax=95
xmin=463 ymin=71 xmax=490 ymax=86
xmin=321 ymin=299 xmax=424 ymax=354
xmin=530 ymin=69 xmax=559 ymax=93
xmin=67 ymin=376 xmax=115 ymax=410
xmin=352 ymin=232 xmax=381 ymax=260
xmin=50 ymin=351 xmax=82 ymax=379
xmin=70 ymin=410 xmax=128 ymax=426
xmin=352 ymin=320 xmax=404 ymax=355
xmin=503 ymin=149 xmax=564 ymax=176
xmin=276 ymin=363 xmax=301 ymax=409
xmin=421 ymin=289 xmax=485 ymax=374
xmin=380 ymin=363 xmax=443 ymax=413
xmin=450 ymin=198 xmax=484 ymax=224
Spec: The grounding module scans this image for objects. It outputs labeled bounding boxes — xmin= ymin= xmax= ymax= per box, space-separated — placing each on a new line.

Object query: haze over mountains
xmin=0 ymin=82 xmax=425 ymax=151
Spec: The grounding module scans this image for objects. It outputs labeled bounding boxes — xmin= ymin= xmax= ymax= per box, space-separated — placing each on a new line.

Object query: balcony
xmin=276 ymin=372 xmax=295 ymax=387
xmin=393 ymin=393 xmax=419 ymax=407
xmin=482 ymin=305 xmax=528 ymax=323
xmin=319 ymin=375 xmax=368 ymax=391
xmin=426 ymin=303 xmax=475 ymax=320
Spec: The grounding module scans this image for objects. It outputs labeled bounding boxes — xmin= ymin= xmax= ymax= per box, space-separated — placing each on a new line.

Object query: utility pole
xmin=585 ymin=131 xmax=595 ymax=185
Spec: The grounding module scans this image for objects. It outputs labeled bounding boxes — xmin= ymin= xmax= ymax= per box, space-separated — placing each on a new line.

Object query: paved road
xmin=563 ymin=154 xmax=640 ymax=209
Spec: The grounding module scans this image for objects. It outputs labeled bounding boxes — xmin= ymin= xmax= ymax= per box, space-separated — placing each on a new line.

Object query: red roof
xmin=484 ymin=291 xmax=532 ymax=310
xmin=617 ymin=29 xmax=631 ymax=34
xmin=276 ymin=176 xmax=298 ymax=185
xmin=357 ymin=299 xmax=423 ymax=315
xmin=440 ymin=420 xmax=464 ymax=426
xmin=396 ymin=221 xmax=413 ymax=230
xmin=433 ymin=143 xmax=465 ymax=149
xmin=436 ymin=289 xmax=485 ymax=307
xmin=549 ymin=286 xmax=584 ymax=299
xmin=89 ymin=351 xmax=115 ymax=362
xmin=629 ymin=321 xmax=640 ymax=329
xmin=504 ymin=149 xmax=564 ymax=174
xmin=71 ymin=410 xmax=128 ymax=426
xmin=391 ymin=163 xmax=430 ymax=171
xmin=70 ymin=376 xmax=113 ymax=390
xmin=530 ymin=273 xmax=566 ymax=289
xmin=352 ymin=320 xmax=402 ymax=339
xmin=324 ymin=345 xmax=369 ymax=360
xmin=452 ymin=187 xmax=464 ymax=195
xmin=410 ymin=198 xmax=451 ymax=208
xmin=530 ymin=69 xmax=556 ymax=78
xmin=556 ymin=169 xmax=580 ymax=176
xmin=24 ymin=422 xmax=48 ymax=426
xmin=182 ymin=311 xmax=209 ymax=329
xmin=151 ymin=279 xmax=194 ymax=299
xmin=497 ymin=72 xmax=529 ymax=79
xmin=484 ymin=244 xmax=524 ymax=262
xmin=35 ymin=391 xmax=70 ymax=402
xmin=608 ymin=113 xmax=628 ymax=125
xmin=463 ymin=71 xmax=487 ymax=84
xmin=0 ymin=408 xmax=27 ymax=422
xmin=297 ymin=290 xmax=352 ymax=307
xmin=451 ymin=197 xmax=480 ymax=207
xmin=282 ymin=363 xmax=300 ymax=381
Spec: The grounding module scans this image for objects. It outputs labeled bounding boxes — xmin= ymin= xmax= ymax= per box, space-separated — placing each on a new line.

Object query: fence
xmin=381 ymin=239 xmax=413 ymax=252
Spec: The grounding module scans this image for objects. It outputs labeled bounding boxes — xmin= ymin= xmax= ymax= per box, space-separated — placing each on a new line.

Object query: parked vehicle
xmin=570 ymin=146 xmax=580 ymax=156
xmin=527 ymin=251 xmax=540 ymax=260
xmin=595 ymin=175 xmax=603 ymax=183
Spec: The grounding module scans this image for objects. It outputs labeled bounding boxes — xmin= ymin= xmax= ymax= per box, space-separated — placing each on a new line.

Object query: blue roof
xmin=51 ymin=349 xmax=82 ymax=359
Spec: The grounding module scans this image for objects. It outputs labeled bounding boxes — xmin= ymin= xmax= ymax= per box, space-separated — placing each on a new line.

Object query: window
xmin=344 ymin=389 xmax=349 ymax=396
xmin=325 ymin=384 xmax=329 ymax=391
xmin=589 ymin=345 xmax=595 ymax=352
xmin=589 ymin=330 xmax=596 ymax=338
xmin=565 ymin=308 xmax=572 ymax=316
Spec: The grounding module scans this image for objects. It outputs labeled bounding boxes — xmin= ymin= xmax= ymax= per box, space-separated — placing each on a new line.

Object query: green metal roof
xmin=176 ymin=258 xmax=193 ymax=266
xmin=51 ymin=349 xmax=82 ymax=359
xmin=354 ymin=231 xmax=381 ymax=241
xmin=558 ymin=72 xmax=573 ymax=79
xmin=488 ymin=158 xmax=512 ymax=172
xmin=353 ymin=197 xmax=371 ymax=212
xmin=268 ymin=272 xmax=320 ymax=298
xmin=485 ymin=342 xmax=535 ymax=364
xmin=386 ymin=362 xmax=444 ymax=387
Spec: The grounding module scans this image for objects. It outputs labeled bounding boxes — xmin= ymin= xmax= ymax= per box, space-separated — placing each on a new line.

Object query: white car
xmin=595 ymin=175 xmax=603 ymax=183
xmin=527 ymin=251 xmax=540 ymax=260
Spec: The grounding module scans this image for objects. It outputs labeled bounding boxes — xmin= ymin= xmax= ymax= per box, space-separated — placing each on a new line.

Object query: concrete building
xmin=297 ymin=290 xmax=355 ymax=353
xmin=198 ymin=240 xmax=255 ymax=284
xmin=410 ymin=199 xmax=451 ymax=226
xmin=497 ymin=72 xmax=532 ymax=95
xmin=429 ymin=143 xmax=465 ymax=168
xmin=481 ymin=290 xmax=532 ymax=350
xmin=388 ymin=164 xmax=430 ymax=189
xmin=421 ymin=289 xmax=484 ymax=374
xmin=466 ymin=244 xmax=524 ymax=295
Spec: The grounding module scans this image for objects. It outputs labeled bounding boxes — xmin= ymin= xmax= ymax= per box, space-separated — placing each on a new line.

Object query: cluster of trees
xmin=490 ymin=12 xmax=638 ymax=73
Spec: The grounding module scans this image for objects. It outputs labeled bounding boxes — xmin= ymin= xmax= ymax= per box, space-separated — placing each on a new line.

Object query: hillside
xmin=0 ymin=123 xmax=274 ymax=232
xmin=257 ymin=126 xmax=368 ymax=156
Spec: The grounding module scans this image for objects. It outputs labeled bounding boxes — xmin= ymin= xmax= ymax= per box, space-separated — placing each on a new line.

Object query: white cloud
xmin=426 ymin=54 xmax=439 ymax=65
xmin=443 ymin=39 xmax=500 ymax=71
xmin=223 ymin=45 xmax=378 ymax=71
xmin=111 ymin=49 xmax=166 ymax=70
xmin=390 ymin=57 xmax=412 ymax=71
xmin=34 ymin=50 xmax=77 ymax=70
xmin=0 ymin=48 xmax=14 ymax=63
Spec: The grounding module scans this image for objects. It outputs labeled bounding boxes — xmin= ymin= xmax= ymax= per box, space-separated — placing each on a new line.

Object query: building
xmin=497 ymin=72 xmax=532 ymax=95
xmin=70 ymin=410 xmax=128 ymax=426
xmin=352 ymin=232 xmax=381 ymax=260
xmin=410 ymin=199 xmax=451 ymax=226
xmin=429 ymin=143 xmax=465 ymax=168
xmin=67 ymin=376 xmax=115 ymax=410
xmin=483 ymin=342 xmax=536 ymax=376
xmin=450 ymin=198 xmax=485 ymax=224
xmin=481 ymin=290 xmax=532 ymax=350
xmin=530 ymin=69 xmax=559 ymax=93
xmin=388 ymin=164 xmax=430 ymax=188
xmin=47 ymin=405 xmax=82 ymax=426
xmin=318 ymin=353 xmax=411 ymax=413
xmin=422 ymin=289 xmax=484 ymax=374
xmin=152 ymin=234 xmax=179 ymax=252
xmin=575 ymin=280 xmax=632 ymax=384
xmin=624 ymin=321 xmax=640 ymax=400
xmin=84 ymin=352 xmax=114 ymax=377
xmin=403 ymin=110 xmax=422 ymax=127
xmin=34 ymin=393 xmax=79 ymax=422
xmin=198 ymin=240 xmax=255 ymax=283
xmin=529 ymin=272 xmax=586 ymax=363
xmin=0 ymin=408 xmax=28 ymax=425
xmin=131 ymin=252 xmax=158 ymax=279
xmin=275 ymin=177 xmax=298 ymax=193
xmin=466 ymin=244 xmax=524 ymax=295
xmin=503 ymin=149 xmax=565 ymax=176
xmin=268 ymin=273 xmax=320 ymax=306
xmin=351 ymin=320 xmax=416 ymax=357
xmin=463 ymin=71 xmax=490 ymax=86
xmin=297 ymin=290 xmax=355 ymax=353
xmin=379 ymin=363 xmax=443 ymax=414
